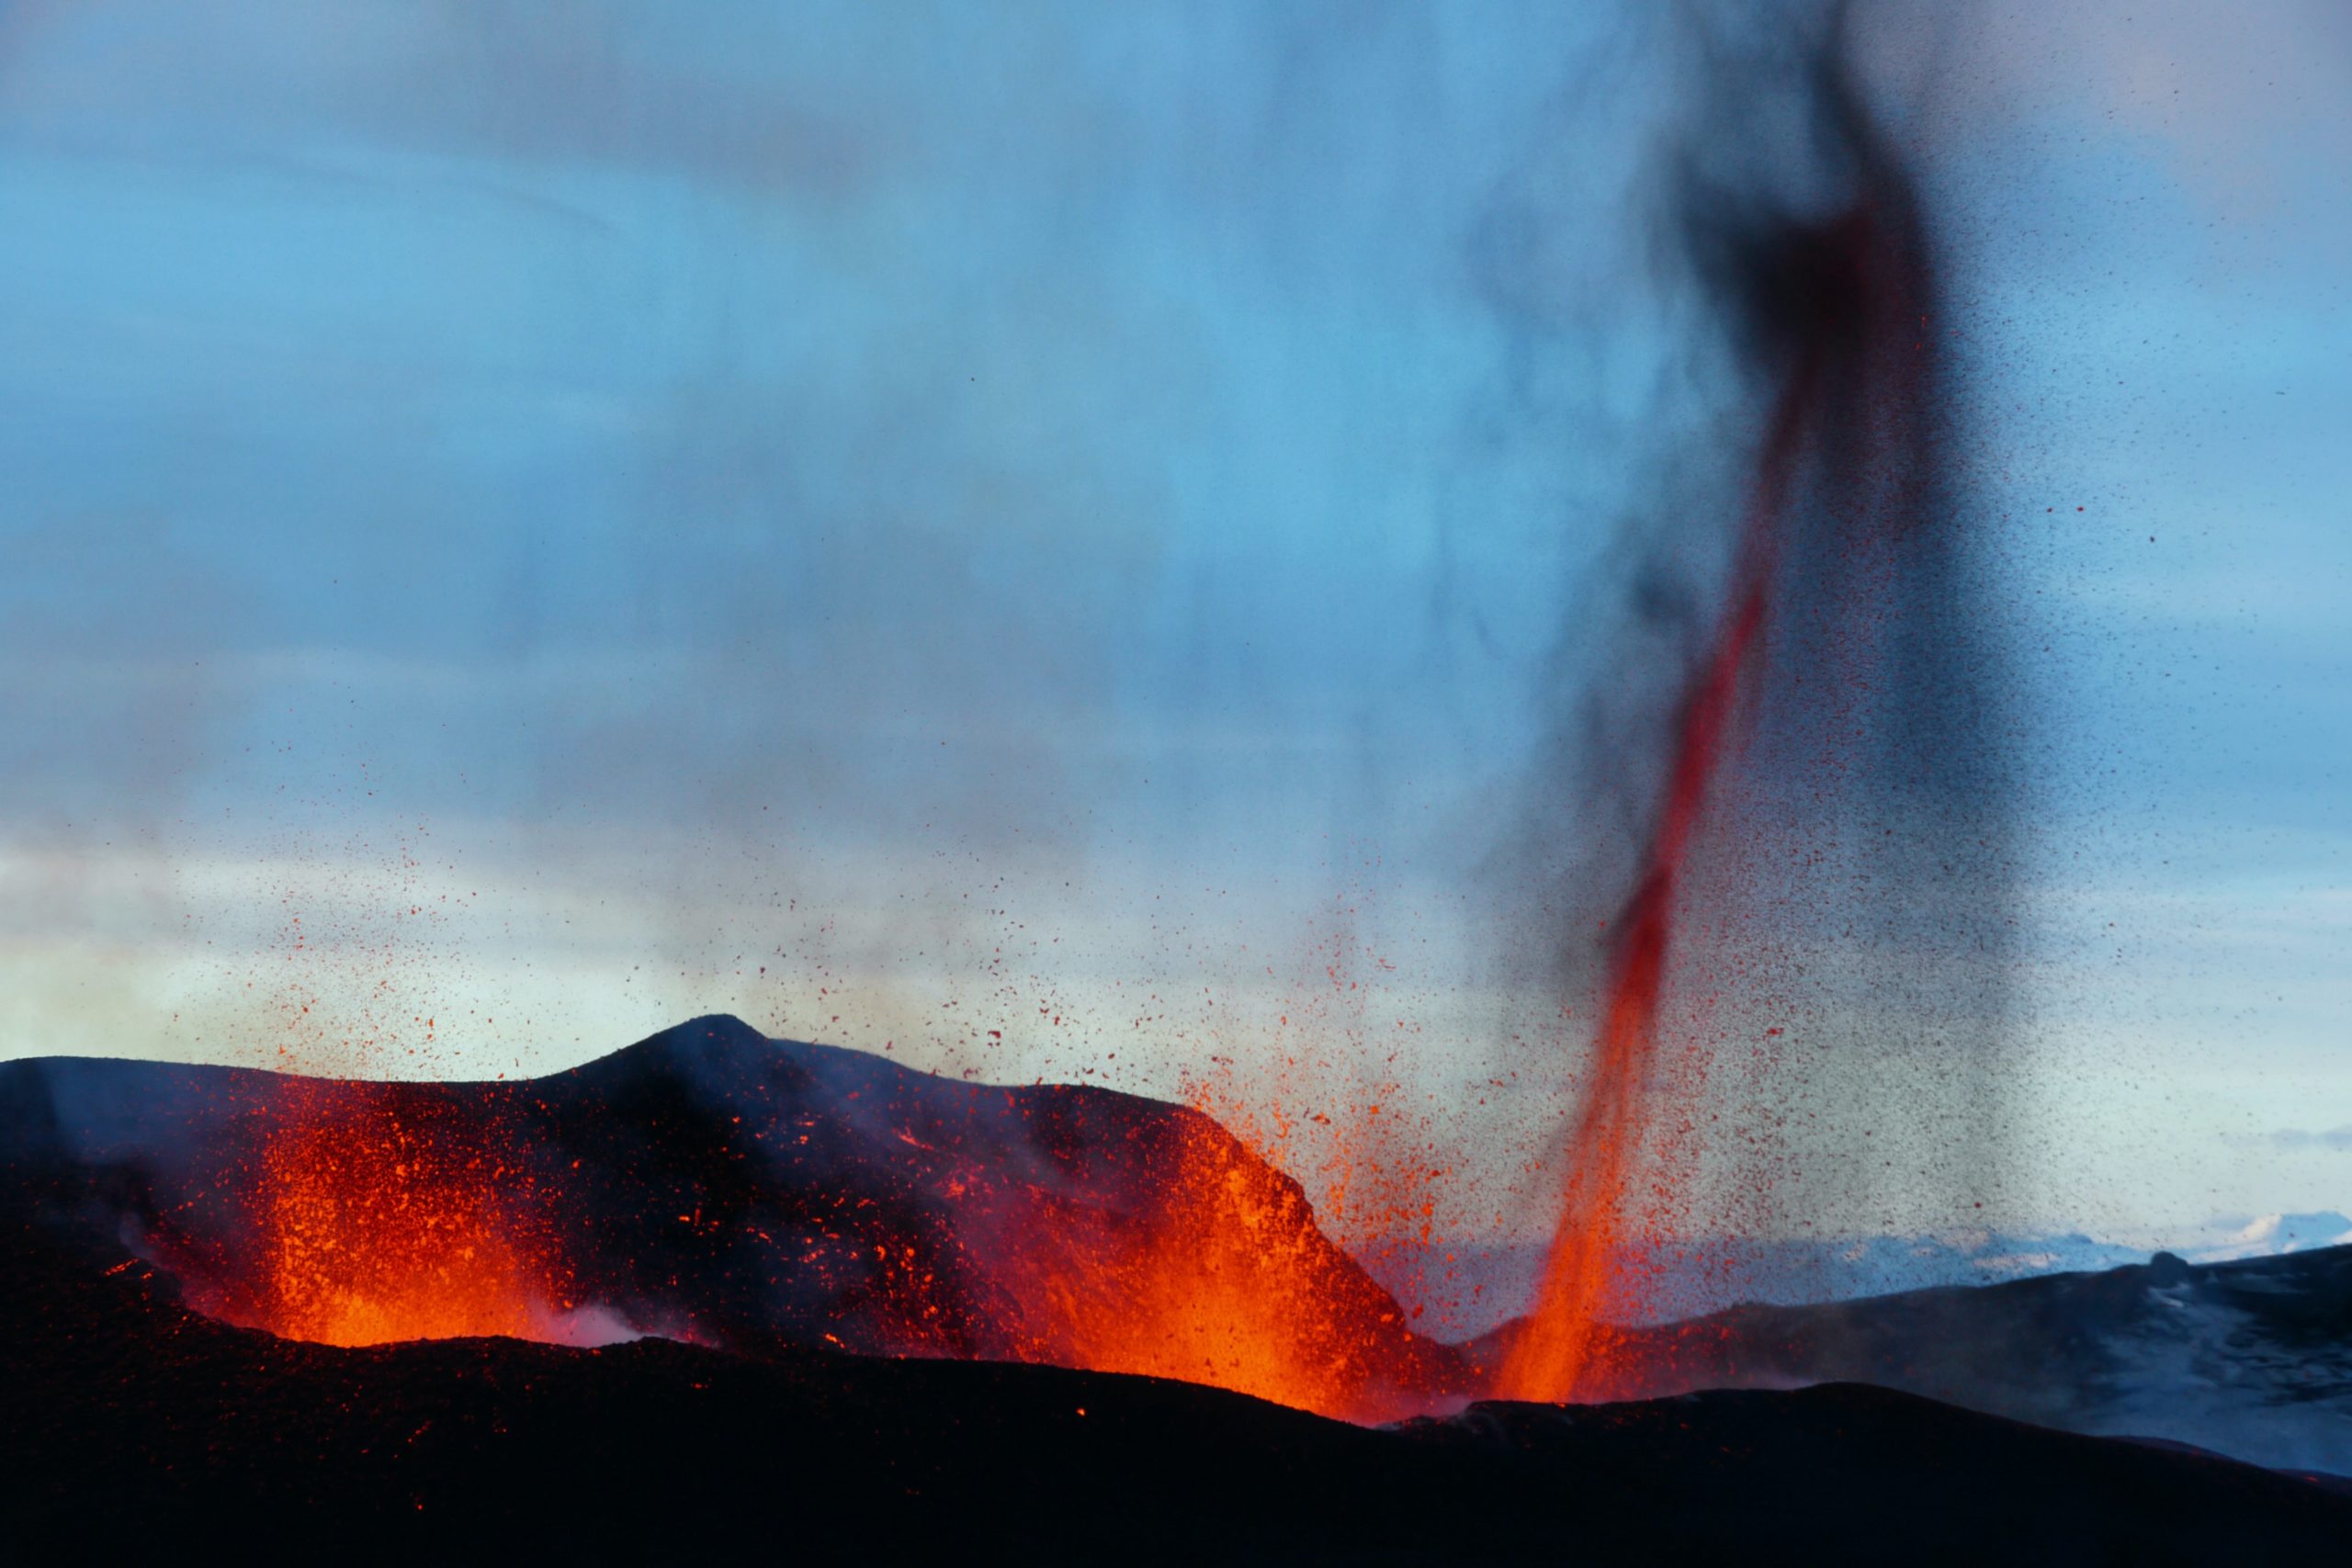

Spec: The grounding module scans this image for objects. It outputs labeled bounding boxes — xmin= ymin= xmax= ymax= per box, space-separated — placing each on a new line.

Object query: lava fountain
xmin=1498 ymin=352 xmax=1815 ymax=1400
xmin=153 ymin=1079 xmax=582 ymax=1348
xmin=1500 ymin=21 xmax=1989 ymax=1401
xmin=247 ymin=1092 xmax=553 ymax=1345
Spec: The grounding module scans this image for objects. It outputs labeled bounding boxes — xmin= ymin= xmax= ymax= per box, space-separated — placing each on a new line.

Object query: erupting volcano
xmin=10 ymin=1019 xmax=2352 ymax=1559
xmin=14 ymin=1019 xmax=1467 ymax=1423
xmin=21 ymin=19 xmax=2000 ymax=1432
xmin=6 ymin=0 xmax=2344 ymax=1558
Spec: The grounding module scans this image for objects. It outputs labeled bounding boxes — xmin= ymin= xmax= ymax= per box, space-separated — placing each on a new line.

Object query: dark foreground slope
xmin=5 ymin=1219 xmax=2347 ymax=1564
xmin=1481 ymin=1244 xmax=2352 ymax=1476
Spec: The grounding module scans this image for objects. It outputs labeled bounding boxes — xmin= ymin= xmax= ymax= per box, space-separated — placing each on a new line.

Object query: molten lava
xmin=1497 ymin=363 xmax=1815 ymax=1401
xmin=1502 ymin=165 xmax=1947 ymax=1400
xmin=202 ymin=1085 xmax=571 ymax=1347
xmin=1008 ymin=1108 xmax=1451 ymax=1422
xmin=123 ymin=1031 xmax=1453 ymax=1417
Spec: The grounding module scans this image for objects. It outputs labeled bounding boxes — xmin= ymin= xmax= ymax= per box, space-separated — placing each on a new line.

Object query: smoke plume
xmin=1498 ymin=1 xmax=2020 ymax=1397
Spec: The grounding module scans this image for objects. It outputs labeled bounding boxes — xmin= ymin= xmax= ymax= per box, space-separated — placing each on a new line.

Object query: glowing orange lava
xmin=234 ymin=1087 xmax=568 ymax=1347
xmin=1008 ymin=1109 xmax=1453 ymax=1423
xmin=1498 ymin=357 xmax=1815 ymax=1403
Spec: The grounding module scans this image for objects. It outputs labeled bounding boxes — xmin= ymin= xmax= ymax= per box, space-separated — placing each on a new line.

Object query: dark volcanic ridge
xmin=1491 ymin=1241 xmax=2352 ymax=1478
xmin=4 ymin=1015 xmax=2349 ymax=1517
xmin=3 ymin=1014 xmax=1470 ymax=1421
xmin=6 ymin=1213 xmax=2348 ymax=1563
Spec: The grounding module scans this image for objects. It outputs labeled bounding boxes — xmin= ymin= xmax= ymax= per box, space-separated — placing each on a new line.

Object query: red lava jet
xmin=1498 ymin=357 xmax=1815 ymax=1401
xmin=1500 ymin=50 xmax=1967 ymax=1400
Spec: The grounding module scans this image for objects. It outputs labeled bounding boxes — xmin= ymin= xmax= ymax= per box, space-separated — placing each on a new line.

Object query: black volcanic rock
xmin=0 ymin=1016 xmax=1467 ymax=1418
xmin=3 ymin=1216 xmax=2346 ymax=1563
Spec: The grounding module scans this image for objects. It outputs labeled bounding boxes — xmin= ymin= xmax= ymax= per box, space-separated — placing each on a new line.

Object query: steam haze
xmin=2 ymin=1 xmax=2347 ymax=1264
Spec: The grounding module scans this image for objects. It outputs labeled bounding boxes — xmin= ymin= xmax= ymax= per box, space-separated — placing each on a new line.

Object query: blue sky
xmin=0 ymin=0 xmax=2345 ymax=1246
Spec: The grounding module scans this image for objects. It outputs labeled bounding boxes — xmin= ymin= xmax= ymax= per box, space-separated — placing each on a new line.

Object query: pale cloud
xmin=2267 ymin=1127 xmax=2352 ymax=1154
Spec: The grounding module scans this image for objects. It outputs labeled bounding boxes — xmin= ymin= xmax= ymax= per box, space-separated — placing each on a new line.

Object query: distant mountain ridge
xmin=2185 ymin=1211 xmax=2352 ymax=1263
xmin=1380 ymin=1219 xmax=2352 ymax=1340
xmin=1474 ymin=1243 xmax=2352 ymax=1476
xmin=1371 ymin=1230 xmax=2159 ymax=1339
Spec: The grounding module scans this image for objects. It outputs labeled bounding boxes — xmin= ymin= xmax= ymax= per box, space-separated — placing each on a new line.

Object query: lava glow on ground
xmin=162 ymin=1089 xmax=580 ymax=1350
xmin=122 ymin=1042 xmax=1474 ymax=1424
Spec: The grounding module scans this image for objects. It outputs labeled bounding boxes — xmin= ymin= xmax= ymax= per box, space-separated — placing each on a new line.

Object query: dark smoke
xmin=1500 ymin=0 xmax=2021 ymax=1325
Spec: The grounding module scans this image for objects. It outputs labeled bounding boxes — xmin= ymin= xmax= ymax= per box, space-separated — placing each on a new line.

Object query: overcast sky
xmin=0 ymin=0 xmax=2345 ymax=1246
